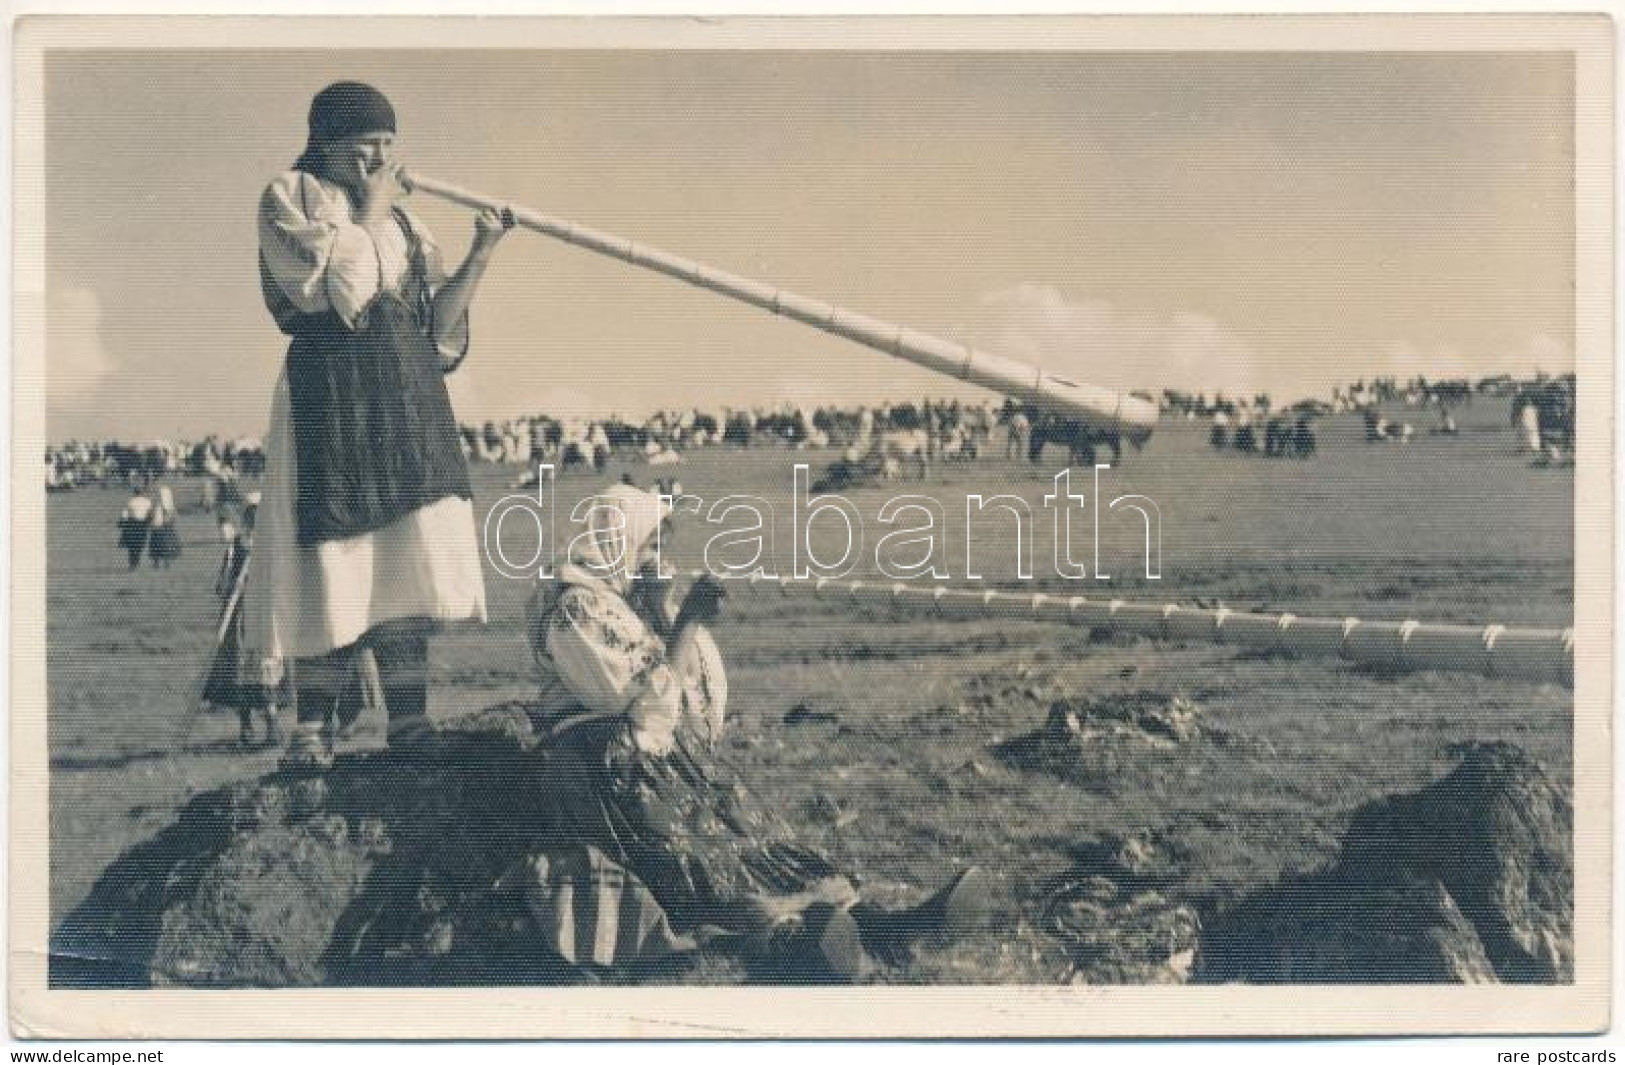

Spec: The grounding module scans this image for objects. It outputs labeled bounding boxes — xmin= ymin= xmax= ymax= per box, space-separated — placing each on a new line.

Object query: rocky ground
xmin=52 ymin=691 xmax=1571 ymax=988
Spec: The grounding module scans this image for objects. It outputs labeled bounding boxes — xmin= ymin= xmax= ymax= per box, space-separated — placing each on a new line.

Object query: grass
xmin=45 ymin=402 xmax=1573 ymax=983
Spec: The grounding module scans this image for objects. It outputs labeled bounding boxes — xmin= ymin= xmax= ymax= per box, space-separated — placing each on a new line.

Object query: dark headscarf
xmin=293 ymin=81 xmax=397 ymax=173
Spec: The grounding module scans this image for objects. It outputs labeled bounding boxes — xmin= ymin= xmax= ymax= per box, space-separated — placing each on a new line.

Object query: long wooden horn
xmin=406 ymin=172 xmax=1159 ymax=444
xmin=694 ymin=572 xmax=1574 ymax=688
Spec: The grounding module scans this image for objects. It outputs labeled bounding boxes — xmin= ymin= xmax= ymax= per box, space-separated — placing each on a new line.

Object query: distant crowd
xmin=457 ymin=399 xmax=1006 ymax=474
xmin=1161 ymin=373 xmax=1576 ymax=463
xmin=48 ymin=371 xmax=1578 ymax=496
xmin=46 ymin=435 xmax=265 ymax=495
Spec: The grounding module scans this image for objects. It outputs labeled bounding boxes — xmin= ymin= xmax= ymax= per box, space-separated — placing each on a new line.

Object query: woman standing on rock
xmin=244 ymin=81 xmax=515 ymax=769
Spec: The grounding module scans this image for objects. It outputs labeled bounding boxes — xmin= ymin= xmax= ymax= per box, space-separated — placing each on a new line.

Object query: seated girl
xmin=525 ymin=483 xmax=988 ymax=980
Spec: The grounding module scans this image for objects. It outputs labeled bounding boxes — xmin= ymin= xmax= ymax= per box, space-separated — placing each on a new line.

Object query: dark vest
xmin=261 ymin=204 xmax=472 ymax=548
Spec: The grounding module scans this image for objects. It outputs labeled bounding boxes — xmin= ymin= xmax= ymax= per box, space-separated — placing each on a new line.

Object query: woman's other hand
xmin=473 ymin=207 xmax=517 ymax=257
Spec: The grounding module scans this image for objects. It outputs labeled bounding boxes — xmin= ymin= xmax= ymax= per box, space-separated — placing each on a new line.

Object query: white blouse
xmin=529 ymin=581 xmax=728 ymax=755
xmin=257 ymin=170 xmax=466 ymax=361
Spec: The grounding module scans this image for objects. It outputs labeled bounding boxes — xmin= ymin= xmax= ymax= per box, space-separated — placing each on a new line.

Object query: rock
xmin=310 ymin=814 xmax=349 ymax=848
xmin=1042 ymin=691 xmax=1204 ymax=746
xmin=995 ymin=691 xmax=1207 ymax=777
xmin=1200 ymin=872 xmax=1498 ymax=984
xmin=1337 ymin=742 xmax=1572 ymax=982
xmin=1062 ymin=829 xmax=1187 ymax=886
xmin=54 ymin=702 xmax=570 ymax=989
xmin=226 ymin=782 xmax=288 ymax=833
xmin=1198 ymin=742 xmax=1571 ymax=984
xmin=423 ymin=920 xmax=456 ymax=957
xmin=1044 ymin=881 xmax=1201 ymax=985
xmin=150 ymin=825 xmax=373 ymax=987
xmin=1042 ymin=831 xmax=1199 ymax=984
xmin=288 ymin=778 xmax=328 ymax=819
xmin=356 ymin=817 xmax=392 ymax=856
xmin=804 ymin=794 xmax=854 ymax=828
xmin=784 ymin=704 xmax=840 ymax=726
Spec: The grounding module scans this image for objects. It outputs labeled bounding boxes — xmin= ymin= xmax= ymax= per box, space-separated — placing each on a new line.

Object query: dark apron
xmin=279 ymin=212 xmax=472 ymax=547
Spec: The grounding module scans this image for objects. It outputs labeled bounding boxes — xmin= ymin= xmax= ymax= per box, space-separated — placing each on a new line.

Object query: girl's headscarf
xmin=559 ymin=483 xmax=673 ymax=595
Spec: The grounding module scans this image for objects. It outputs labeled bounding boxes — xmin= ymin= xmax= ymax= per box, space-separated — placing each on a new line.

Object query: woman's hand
xmin=430 ymin=205 xmax=513 ymax=354
xmin=472 ymin=207 xmax=517 ymax=257
xmin=628 ymin=568 xmax=680 ymax=637
xmin=676 ymin=574 xmax=727 ymax=627
xmin=355 ymin=162 xmax=408 ymax=228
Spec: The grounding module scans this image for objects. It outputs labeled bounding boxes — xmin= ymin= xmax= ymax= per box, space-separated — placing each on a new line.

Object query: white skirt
xmin=242 ymin=372 xmax=488 ymax=660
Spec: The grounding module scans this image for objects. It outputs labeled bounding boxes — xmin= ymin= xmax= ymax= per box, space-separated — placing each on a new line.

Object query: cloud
xmin=47 ymin=285 xmax=118 ymax=399
xmin=971 ymin=283 xmax=1265 ymax=397
xmin=972 ymin=283 xmax=1575 ymax=403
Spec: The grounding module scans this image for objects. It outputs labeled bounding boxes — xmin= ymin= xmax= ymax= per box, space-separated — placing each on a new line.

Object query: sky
xmin=44 ymin=49 xmax=1575 ymax=441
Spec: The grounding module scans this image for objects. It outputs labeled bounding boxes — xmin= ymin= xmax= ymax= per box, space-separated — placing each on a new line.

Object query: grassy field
xmin=46 ymin=401 xmax=1574 ymax=982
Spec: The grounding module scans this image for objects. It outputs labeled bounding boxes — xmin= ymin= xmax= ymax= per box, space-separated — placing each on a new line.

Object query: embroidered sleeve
xmin=543 ymin=589 xmax=666 ymax=713
xmin=257 ymin=172 xmax=381 ymax=328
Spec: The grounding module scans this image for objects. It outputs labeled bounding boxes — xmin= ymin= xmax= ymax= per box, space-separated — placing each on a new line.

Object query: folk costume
xmin=244 ymin=82 xmax=486 ymax=764
xmin=202 ymin=506 xmax=289 ymax=747
xmin=524 ymin=486 xmax=846 ymax=937
xmin=523 ymin=486 xmax=990 ymax=979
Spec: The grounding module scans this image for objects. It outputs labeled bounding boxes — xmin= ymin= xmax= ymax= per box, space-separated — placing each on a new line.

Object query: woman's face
xmin=319 ymin=130 xmax=396 ymax=191
xmin=634 ymin=518 xmax=676 ymax=576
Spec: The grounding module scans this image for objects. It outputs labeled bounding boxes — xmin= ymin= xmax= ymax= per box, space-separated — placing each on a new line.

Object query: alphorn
xmin=690 ymin=572 xmax=1575 ymax=688
xmin=406 ymin=172 xmax=1159 ymax=444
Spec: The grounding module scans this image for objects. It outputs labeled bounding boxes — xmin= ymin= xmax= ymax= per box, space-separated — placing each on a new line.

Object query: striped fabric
xmin=519 ymin=845 xmax=698 ymax=968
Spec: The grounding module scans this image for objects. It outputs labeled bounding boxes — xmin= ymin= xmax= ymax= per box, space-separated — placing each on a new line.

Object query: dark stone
xmin=1198 ymin=742 xmax=1571 ymax=984
xmin=52 ymin=704 xmax=569 ymax=988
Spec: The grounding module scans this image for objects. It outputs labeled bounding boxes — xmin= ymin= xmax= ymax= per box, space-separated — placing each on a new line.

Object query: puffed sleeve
xmin=257 ymin=171 xmax=381 ymax=328
xmin=406 ymin=215 xmax=471 ymax=368
xmin=545 ymin=587 xmax=683 ymax=753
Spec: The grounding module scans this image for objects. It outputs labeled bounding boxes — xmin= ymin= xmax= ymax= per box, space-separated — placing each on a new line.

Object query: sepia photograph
xmin=9 ymin=13 xmax=1613 ymax=1040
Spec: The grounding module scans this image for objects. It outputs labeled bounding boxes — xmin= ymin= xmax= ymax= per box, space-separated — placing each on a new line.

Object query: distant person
xmin=1264 ymin=416 xmax=1287 ymax=457
xmin=1363 ymin=407 xmax=1382 ymax=443
xmin=116 ymin=488 xmax=153 ymax=569
xmin=1519 ymin=401 xmax=1542 ymax=453
xmin=147 ymin=485 xmax=182 ymax=569
xmin=204 ymin=501 xmax=288 ymax=748
xmin=1290 ymin=416 xmax=1317 ymax=458
xmin=1232 ymin=411 xmax=1257 ymax=454
xmin=1006 ymin=409 xmax=1030 ymax=461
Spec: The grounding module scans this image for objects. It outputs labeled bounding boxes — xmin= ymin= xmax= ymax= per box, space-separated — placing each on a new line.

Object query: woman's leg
xmin=366 ymin=624 xmax=430 ymax=744
xmin=282 ymin=646 xmax=354 ymax=769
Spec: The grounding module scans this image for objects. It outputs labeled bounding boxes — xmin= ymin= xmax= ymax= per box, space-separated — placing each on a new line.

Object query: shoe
xmin=912 ymin=867 xmax=993 ymax=936
xmin=279 ymin=725 xmax=333 ymax=773
xmin=386 ymin=714 xmax=437 ymax=751
xmin=757 ymin=904 xmax=865 ymax=984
